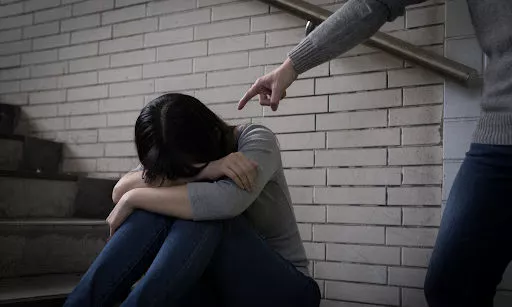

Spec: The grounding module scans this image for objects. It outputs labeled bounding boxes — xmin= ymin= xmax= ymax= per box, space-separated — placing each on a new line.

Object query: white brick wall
xmin=315 ymin=261 xmax=387 ymax=284
xmin=113 ymin=17 xmax=157 ymax=38
xmin=325 ymin=281 xmax=399 ymax=305
xmin=327 ymin=243 xmax=400 ymax=265
xmin=61 ymin=14 xmax=101 ymax=32
xmin=0 ymin=0 xmax=448 ymax=305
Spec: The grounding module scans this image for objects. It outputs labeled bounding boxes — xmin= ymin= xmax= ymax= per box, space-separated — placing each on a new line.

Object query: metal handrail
xmin=259 ymin=0 xmax=481 ymax=87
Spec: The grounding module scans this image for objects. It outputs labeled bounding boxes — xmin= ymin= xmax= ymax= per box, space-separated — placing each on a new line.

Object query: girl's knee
xmin=171 ymin=219 xmax=224 ymax=245
xmin=128 ymin=209 xmax=170 ymax=223
xmin=173 ymin=219 xmax=223 ymax=231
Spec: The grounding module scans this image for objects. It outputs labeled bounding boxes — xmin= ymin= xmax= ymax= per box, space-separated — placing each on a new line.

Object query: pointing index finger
xmin=238 ymin=84 xmax=259 ymax=110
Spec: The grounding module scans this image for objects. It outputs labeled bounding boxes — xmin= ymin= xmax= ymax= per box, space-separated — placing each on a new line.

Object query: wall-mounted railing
xmin=259 ymin=0 xmax=481 ymax=87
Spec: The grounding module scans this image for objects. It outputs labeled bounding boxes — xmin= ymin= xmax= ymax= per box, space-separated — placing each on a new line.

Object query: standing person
xmin=239 ymin=0 xmax=512 ymax=306
xmin=64 ymin=93 xmax=320 ymax=307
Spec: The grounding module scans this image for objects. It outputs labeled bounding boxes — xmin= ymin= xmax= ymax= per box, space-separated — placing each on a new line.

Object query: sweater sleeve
xmin=186 ymin=125 xmax=281 ymax=221
xmin=288 ymin=0 xmax=427 ymax=74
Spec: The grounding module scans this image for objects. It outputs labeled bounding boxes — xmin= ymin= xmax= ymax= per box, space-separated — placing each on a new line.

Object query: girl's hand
xmin=106 ymin=191 xmax=135 ymax=237
xmin=200 ymin=152 xmax=258 ymax=192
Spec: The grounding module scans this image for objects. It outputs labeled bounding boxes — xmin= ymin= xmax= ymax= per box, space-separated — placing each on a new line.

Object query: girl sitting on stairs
xmin=64 ymin=93 xmax=320 ymax=307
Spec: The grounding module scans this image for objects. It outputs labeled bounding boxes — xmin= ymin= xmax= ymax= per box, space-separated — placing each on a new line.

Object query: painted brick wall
xmin=0 ymin=0 xmax=449 ymax=305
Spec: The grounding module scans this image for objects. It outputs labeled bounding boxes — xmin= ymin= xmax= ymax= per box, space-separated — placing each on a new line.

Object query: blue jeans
xmin=64 ymin=210 xmax=320 ymax=307
xmin=425 ymin=144 xmax=512 ymax=307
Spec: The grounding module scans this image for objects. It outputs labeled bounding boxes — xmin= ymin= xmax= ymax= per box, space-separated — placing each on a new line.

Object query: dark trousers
xmin=64 ymin=210 xmax=320 ymax=307
xmin=425 ymin=144 xmax=512 ymax=307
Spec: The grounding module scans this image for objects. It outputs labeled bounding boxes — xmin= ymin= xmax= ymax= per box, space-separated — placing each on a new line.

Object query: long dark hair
xmin=135 ymin=93 xmax=235 ymax=184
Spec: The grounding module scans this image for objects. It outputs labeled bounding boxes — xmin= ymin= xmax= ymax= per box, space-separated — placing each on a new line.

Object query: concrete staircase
xmin=0 ymin=103 xmax=116 ymax=306
xmin=0 ymin=135 xmax=62 ymax=173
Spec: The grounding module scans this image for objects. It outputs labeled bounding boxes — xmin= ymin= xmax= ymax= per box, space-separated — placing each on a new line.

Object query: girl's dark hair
xmin=135 ymin=93 xmax=235 ymax=184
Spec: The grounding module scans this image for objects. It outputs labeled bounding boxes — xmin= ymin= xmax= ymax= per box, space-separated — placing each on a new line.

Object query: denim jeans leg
xmin=121 ymin=219 xmax=223 ymax=307
xmin=208 ymin=216 xmax=321 ymax=307
xmin=64 ymin=210 xmax=175 ymax=307
xmin=176 ymin=272 xmax=222 ymax=307
xmin=425 ymin=144 xmax=512 ymax=307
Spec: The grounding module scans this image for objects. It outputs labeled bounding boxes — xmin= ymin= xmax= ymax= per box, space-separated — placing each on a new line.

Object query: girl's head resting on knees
xmin=135 ymin=93 xmax=236 ymax=184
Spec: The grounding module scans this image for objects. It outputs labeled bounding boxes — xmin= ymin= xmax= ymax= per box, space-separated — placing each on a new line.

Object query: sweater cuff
xmin=287 ymin=38 xmax=324 ymax=75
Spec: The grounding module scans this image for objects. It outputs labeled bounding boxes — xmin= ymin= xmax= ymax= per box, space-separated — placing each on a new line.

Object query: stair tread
xmin=0 ymin=274 xmax=81 ymax=302
xmin=0 ymin=133 xmax=61 ymax=144
xmin=0 ymin=134 xmax=28 ymax=141
xmin=0 ymin=170 xmax=77 ymax=181
xmin=0 ymin=218 xmax=107 ymax=226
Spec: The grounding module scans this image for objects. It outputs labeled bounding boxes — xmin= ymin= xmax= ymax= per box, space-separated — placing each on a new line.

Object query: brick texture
xmin=0 ymin=0 xmax=449 ymax=304
xmin=327 ymin=243 xmax=400 ymax=265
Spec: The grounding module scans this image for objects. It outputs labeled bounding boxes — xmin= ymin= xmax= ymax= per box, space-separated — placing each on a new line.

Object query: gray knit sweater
xmin=288 ymin=0 xmax=512 ymax=145
xmin=188 ymin=124 xmax=309 ymax=275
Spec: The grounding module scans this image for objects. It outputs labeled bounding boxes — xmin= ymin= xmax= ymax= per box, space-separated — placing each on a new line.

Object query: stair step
xmin=0 ymin=171 xmax=116 ymax=219
xmin=0 ymin=104 xmax=21 ymax=135
xmin=0 ymin=273 xmax=81 ymax=305
xmin=0 ymin=170 xmax=77 ymax=181
xmin=0 ymin=172 xmax=78 ymax=219
xmin=0 ymin=218 xmax=107 ymax=226
xmin=0 ymin=134 xmax=62 ymax=174
xmin=0 ymin=219 xmax=108 ymax=278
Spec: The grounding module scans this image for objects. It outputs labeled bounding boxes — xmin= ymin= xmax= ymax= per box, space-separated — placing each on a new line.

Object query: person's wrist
xmin=281 ymin=57 xmax=298 ymax=80
xmin=120 ymin=189 xmax=136 ymax=208
xmin=196 ymin=160 xmax=217 ymax=181
xmin=205 ymin=159 xmax=221 ymax=180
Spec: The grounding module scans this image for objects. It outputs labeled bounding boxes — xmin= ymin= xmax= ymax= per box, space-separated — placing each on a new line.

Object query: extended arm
xmin=288 ymin=0 xmax=427 ymax=74
xmin=238 ymin=0 xmax=426 ymax=110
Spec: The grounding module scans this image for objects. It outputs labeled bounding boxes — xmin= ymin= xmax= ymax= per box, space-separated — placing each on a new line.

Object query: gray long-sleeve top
xmin=288 ymin=0 xmax=512 ymax=145
xmin=188 ymin=124 xmax=309 ymax=275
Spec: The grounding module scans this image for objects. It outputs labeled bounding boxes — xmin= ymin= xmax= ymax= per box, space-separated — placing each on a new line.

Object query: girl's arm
xmin=117 ymin=150 xmax=260 ymax=220
xmin=108 ymin=137 xmax=262 ymax=233
xmin=112 ymin=170 xmax=148 ymax=204
xmin=121 ymin=185 xmax=193 ymax=219
xmin=117 ymin=125 xmax=278 ymax=221
xmin=186 ymin=125 xmax=280 ymax=220
xmin=112 ymin=165 xmax=191 ymax=204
